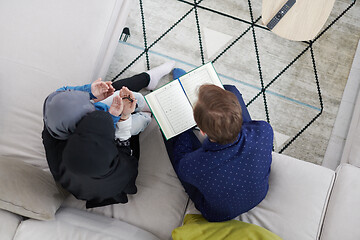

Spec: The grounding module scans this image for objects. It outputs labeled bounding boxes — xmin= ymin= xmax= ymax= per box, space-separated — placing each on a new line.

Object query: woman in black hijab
xmin=42 ymin=110 xmax=139 ymax=208
xmin=42 ymin=71 xmax=159 ymax=208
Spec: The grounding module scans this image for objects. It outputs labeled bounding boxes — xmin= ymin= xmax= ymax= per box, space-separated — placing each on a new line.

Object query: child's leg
xmin=145 ymin=61 xmax=175 ymax=90
xmin=132 ymin=92 xmax=146 ymax=112
xmin=173 ymin=68 xmax=186 ymax=79
xmin=112 ymin=73 xmax=150 ymax=92
xmin=130 ymin=112 xmax=152 ymax=135
xmin=112 ymin=61 xmax=176 ymax=92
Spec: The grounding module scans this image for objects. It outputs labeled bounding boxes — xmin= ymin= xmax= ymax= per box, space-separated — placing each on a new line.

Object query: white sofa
xmin=1 ymin=1 xmax=360 ymax=240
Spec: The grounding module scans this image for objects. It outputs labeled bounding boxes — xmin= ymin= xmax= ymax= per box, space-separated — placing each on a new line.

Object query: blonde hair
xmin=194 ymin=84 xmax=243 ymax=144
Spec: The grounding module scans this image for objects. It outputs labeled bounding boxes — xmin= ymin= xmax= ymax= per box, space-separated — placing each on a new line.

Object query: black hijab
xmin=42 ymin=111 xmax=138 ymax=208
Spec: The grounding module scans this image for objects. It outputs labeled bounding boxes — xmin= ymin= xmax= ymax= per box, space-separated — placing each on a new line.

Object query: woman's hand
xmin=119 ymin=87 xmax=137 ymax=120
xmin=91 ymin=78 xmax=115 ymax=102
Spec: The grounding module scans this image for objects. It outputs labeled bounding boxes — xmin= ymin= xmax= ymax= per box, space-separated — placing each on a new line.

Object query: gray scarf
xmin=43 ymin=90 xmax=95 ymax=140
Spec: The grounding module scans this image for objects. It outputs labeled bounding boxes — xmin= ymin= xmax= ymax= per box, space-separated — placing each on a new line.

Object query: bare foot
xmin=109 ymin=95 xmax=123 ymax=116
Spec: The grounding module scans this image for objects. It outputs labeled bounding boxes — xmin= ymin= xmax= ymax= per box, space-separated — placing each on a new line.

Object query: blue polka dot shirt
xmin=172 ymin=121 xmax=273 ymax=222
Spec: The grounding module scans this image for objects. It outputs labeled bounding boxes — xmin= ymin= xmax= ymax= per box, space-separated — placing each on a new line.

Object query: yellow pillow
xmin=172 ymin=214 xmax=282 ymax=240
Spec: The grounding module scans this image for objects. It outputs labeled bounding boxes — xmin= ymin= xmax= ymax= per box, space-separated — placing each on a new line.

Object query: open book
xmin=145 ymin=62 xmax=223 ymax=140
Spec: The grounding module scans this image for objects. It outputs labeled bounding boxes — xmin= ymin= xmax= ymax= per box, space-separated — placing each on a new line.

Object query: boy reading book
xmin=164 ymin=67 xmax=274 ymax=222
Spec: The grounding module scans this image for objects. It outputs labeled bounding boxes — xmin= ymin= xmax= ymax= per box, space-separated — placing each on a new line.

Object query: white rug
xmin=106 ymin=0 xmax=360 ymax=165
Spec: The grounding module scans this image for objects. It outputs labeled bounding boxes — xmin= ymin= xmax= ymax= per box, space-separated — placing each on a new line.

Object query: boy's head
xmin=193 ymin=84 xmax=243 ymax=145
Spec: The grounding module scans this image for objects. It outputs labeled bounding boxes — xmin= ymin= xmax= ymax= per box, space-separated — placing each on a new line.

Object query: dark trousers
xmin=112 ymin=72 xmax=150 ymax=92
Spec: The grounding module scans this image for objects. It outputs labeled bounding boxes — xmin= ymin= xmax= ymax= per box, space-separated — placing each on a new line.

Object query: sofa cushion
xmin=172 ymin=214 xmax=282 ymax=240
xmin=63 ymin=119 xmax=189 ymax=240
xmin=0 ymin=60 xmax=79 ymax=168
xmin=0 ymin=0 xmax=131 ymax=168
xmin=13 ymin=207 xmax=160 ymax=240
xmin=238 ymin=152 xmax=335 ymax=240
xmin=0 ymin=156 xmax=67 ymax=220
xmin=320 ymin=164 xmax=360 ymax=240
xmin=0 ymin=209 xmax=22 ymax=240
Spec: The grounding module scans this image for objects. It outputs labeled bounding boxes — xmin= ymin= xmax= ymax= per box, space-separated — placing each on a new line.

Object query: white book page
xmin=179 ymin=63 xmax=224 ymax=106
xmin=145 ymin=80 xmax=196 ymax=139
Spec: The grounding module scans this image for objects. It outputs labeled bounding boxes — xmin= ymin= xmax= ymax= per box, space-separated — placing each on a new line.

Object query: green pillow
xmin=172 ymin=214 xmax=282 ymax=240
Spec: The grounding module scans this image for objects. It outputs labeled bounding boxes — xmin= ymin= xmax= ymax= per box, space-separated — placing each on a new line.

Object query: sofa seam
xmin=0 ymin=198 xmax=45 ymax=217
xmin=317 ymin=164 xmax=343 ymax=240
xmin=179 ymin=197 xmax=190 ymax=226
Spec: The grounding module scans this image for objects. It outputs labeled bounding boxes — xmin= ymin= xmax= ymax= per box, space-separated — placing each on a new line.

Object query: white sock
xmin=146 ymin=61 xmax=176 ymax=90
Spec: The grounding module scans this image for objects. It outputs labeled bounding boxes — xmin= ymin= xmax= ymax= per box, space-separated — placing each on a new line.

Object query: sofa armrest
xmin=323 ymin=39 xmax=360 ymax=169
xmin=341 ymin=73 xmax=360 ymax=168
xmin=320 ymin=164 xmax=360 ymax=240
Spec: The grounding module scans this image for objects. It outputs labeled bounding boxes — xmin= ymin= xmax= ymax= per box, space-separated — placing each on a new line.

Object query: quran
xmin=145 ymin=62 xmax=223 ymax=140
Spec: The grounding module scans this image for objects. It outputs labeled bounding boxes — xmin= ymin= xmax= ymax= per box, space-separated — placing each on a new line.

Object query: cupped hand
xmin=119 ymin=87 xmax=137 ymax=119
xmin=109 ymin=95 xmax=124 ymax=117
xmin=91 ymin=78 xmax=115 ymax=102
